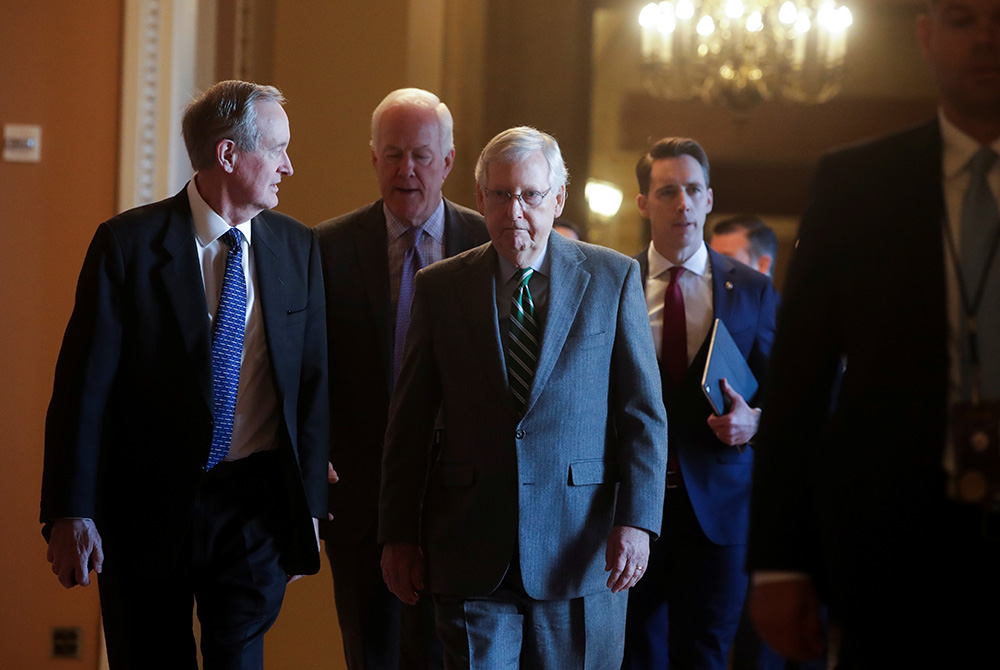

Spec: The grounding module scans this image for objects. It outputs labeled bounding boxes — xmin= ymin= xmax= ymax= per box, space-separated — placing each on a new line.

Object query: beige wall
xmin=0 ymin=1 xmax=122 ymax=667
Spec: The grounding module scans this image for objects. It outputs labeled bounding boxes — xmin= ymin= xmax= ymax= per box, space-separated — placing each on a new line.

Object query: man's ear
xmin=757 ymin=254 xmax=774 ymax=277
xmin=217 ymin=139 xmax=237 ymax=173
xmin=442 ymin=148 xmax=456 ymax=180
xmin=553 ymin=185 xmax=567 ymax=218
xmin=637 ymin=193 xmax=650 ymax=219
xmin=475 ymin=184 xmax=487 ymax=216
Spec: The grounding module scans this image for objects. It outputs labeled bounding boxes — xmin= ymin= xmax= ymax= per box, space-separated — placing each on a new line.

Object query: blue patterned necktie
xmin=508 ymin=268 xmax=541 ymax=413
xmin=206 ymin=227 xmax=247 ymax=470
xmin=394 ymin=225 xmax=426 ymax=381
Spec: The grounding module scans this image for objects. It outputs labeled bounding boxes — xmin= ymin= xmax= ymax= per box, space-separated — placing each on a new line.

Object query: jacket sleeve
xmin=41 ymin=222 xmax=124 ymax=522
xmin=610 ymin=258 xmax=669 ymax=539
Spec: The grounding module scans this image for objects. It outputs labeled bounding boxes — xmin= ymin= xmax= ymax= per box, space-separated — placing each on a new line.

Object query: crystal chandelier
xmin=638 ymin=0 xmax=853 ymax=112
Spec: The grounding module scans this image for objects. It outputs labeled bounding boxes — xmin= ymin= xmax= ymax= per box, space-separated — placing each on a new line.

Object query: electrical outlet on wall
xmin=51 ymin=626 xmax=82 ymax=659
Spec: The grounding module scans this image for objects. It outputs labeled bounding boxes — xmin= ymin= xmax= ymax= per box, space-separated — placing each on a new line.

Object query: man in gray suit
xmin=379 ymin=126 xmax=668 ymax=668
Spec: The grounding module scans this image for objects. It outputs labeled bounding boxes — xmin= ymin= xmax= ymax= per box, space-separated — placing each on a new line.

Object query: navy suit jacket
xmin=747 ymin=120 xmax=949 ymax=593
xmin=637 ymin=246 xmax=777 ymax=546
xmin=315 ymin=199 xmax=489 ymax=546
xmin=379 ymin=233 xmax=669 ymax=600
xmin=41 ymin=188 xmax=329 ymax=576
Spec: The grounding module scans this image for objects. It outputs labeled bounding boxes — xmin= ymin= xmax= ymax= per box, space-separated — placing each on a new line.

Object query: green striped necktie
xmin=508 ymin=268 xmax=540 ymax=413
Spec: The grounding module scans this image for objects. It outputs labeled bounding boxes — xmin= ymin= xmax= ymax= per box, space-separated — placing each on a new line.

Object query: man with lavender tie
xmin=41 ymin=80 xmax=329 ymax=669
xmin=315 ymin=88 xmax=488 ymax=670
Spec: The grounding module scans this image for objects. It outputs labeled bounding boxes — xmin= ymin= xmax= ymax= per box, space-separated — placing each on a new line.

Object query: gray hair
xmin=370 ymin=88 xmax=454 ymax=155
xmin=474 ymin=126 xmax=569 ymax=191
xmin=182 ymin=80 xmax=286 ymax=171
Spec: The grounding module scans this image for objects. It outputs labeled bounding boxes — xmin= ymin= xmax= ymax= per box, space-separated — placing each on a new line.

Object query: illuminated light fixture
xmin=638 ymin=0 xmax=853 ymax=113
xmin=585 ymin=180 xmax=624 ymax=218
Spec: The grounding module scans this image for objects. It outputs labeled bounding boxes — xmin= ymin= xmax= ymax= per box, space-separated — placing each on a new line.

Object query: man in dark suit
xmin=748 ymin=0 xmax=1000 ymax=667
xmin=624 ymin=138 xmax=777 ymax=670
xmin=41 ymin=80 xmax=328 ymax=670
xmin=315 ymin=88 xmax=488 ymax=670
xmin=709 ymin=214 xmax=778 ymax=280
xmin=379 ymin=126 xmax=668 ymax=668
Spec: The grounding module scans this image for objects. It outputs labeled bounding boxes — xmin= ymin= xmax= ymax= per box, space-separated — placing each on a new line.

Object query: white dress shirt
xmin=188 ymin=178 xmax=280 ymax=461
xmin=645 ymin=240 xmax=713 ymax=363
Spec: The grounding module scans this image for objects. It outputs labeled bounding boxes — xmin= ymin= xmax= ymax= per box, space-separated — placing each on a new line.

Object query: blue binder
xmin=700 ymin=318 xmax=758 ymax=415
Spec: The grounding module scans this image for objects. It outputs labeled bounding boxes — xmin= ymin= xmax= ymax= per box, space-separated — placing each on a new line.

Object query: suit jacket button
xmin=515 ymin=429 xmax=525 ymax=439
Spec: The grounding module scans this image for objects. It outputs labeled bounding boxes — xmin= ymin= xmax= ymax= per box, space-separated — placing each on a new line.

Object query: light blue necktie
xmin=206 ymin=228 xmax=247 ymax=470
xmin=960 ymin=147 xmax=1000 ymax=402
xmin=394 ymin=225 xmax=425 ymax=381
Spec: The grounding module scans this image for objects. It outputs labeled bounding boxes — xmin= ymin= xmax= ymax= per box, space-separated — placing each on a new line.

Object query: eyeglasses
xmin=484 ymin=188 xmax=552 ymax=209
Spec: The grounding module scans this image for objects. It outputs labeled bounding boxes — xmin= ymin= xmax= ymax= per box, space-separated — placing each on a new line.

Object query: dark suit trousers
xmin=98 ymin=452 xmax=288 ymax=670
xmin=434 ymin=555 xmax=628 ymax=670
xmin=325 ymin=541 xmax=443 ymax=670
xmin=833 ymin=500 xmax=1000 ymax=669
xmin=624 ymin=483 xmax=747 ymax=670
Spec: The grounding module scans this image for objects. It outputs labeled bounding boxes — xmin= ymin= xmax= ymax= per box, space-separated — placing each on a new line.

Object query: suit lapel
xmin=158 ymin=191 xmax=213 ymax=408
xmin=251 ymin=214 xmax=292 ymax=399
xmin=709 ymin=247 xmax=736 ymax=326
xmin=353 ymin=203 xmax=394 ymax=395
xmin=456 ymin=245 xmax=512 ymax=407
xmin=525 ymin=234 xmax=590 ymax=414
xmin=443 ymin=200 xmax=471 ymax=257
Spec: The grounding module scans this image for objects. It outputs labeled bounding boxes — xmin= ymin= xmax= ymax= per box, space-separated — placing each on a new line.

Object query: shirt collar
xmin=497 ymin=237 xmax=552 ymax=286
xmin=384 ymin=199 xmax=446 ymax=244
xmin=187 ymin=178 xmax=253 ymax=247
xmin=647 ymin=240 xmax=709 ymax=279
xmin=939 ymin=108 xmax=1000 ymax=181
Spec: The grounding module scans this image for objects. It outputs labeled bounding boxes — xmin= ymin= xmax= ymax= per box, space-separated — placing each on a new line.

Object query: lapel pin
xmin=725 ymin=281 xmax=734 ymax=290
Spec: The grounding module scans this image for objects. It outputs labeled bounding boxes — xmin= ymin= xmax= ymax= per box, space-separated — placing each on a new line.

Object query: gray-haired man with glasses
xmin=378 ymin=126 xmax=668 ymax=668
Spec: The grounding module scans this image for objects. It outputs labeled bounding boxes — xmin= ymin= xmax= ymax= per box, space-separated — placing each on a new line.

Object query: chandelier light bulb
xmin=697 ymin=14 xmax=716 ymax=35
xmin=676 ymin=0 xmax=695 ymax=20
xmin=794 ymin=13 xmax=812 ymax=33
xmin=778 ymin=1 xmax=798 ymax=25
xmin=746 ymin=10 xmax=764 ymax=32
xmin=659 ymin=11 xmax=678 ymax=33
xmin=817 ymin=2 xmax=836 ymax=29
xmin=639 ymin=3 xmax=660 ymax=28
xmin=836 ymin=6 xmax=853 ymax=29
xmin=725 ymin=0 xmax=746 ymax=19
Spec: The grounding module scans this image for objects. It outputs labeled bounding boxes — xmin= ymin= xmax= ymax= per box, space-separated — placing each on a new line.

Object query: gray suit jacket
xmin=379 ymin=232 xmax=668 ymax=601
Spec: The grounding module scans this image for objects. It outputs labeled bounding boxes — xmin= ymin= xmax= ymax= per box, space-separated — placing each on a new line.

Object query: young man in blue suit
xmin=379 ymin=126 xmax=668 ymax=668
xmin=41 ymin=80 xmax=328 ymax=669
xmin=624 ymin=137 xmax=778 ymax=670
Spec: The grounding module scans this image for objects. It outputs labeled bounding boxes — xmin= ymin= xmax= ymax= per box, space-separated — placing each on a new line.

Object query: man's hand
xmin=750 ymin=578 xmax=824 ymax=661
xmin=605 ymin=525 xmax=650 ymax=593
xmin=706 ymin=378 xmax=761 ymax=446
xmin=47 ymin=518 xmax=103 ymax=588
xmin=381 ymin=542 xmax=424 ymax=605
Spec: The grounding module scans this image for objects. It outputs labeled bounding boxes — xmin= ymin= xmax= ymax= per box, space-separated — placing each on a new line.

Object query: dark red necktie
xmin=662 ymin=266 xmax=686 ymax=476
xmin=661 ymin=266 xmax=688 ymax=386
